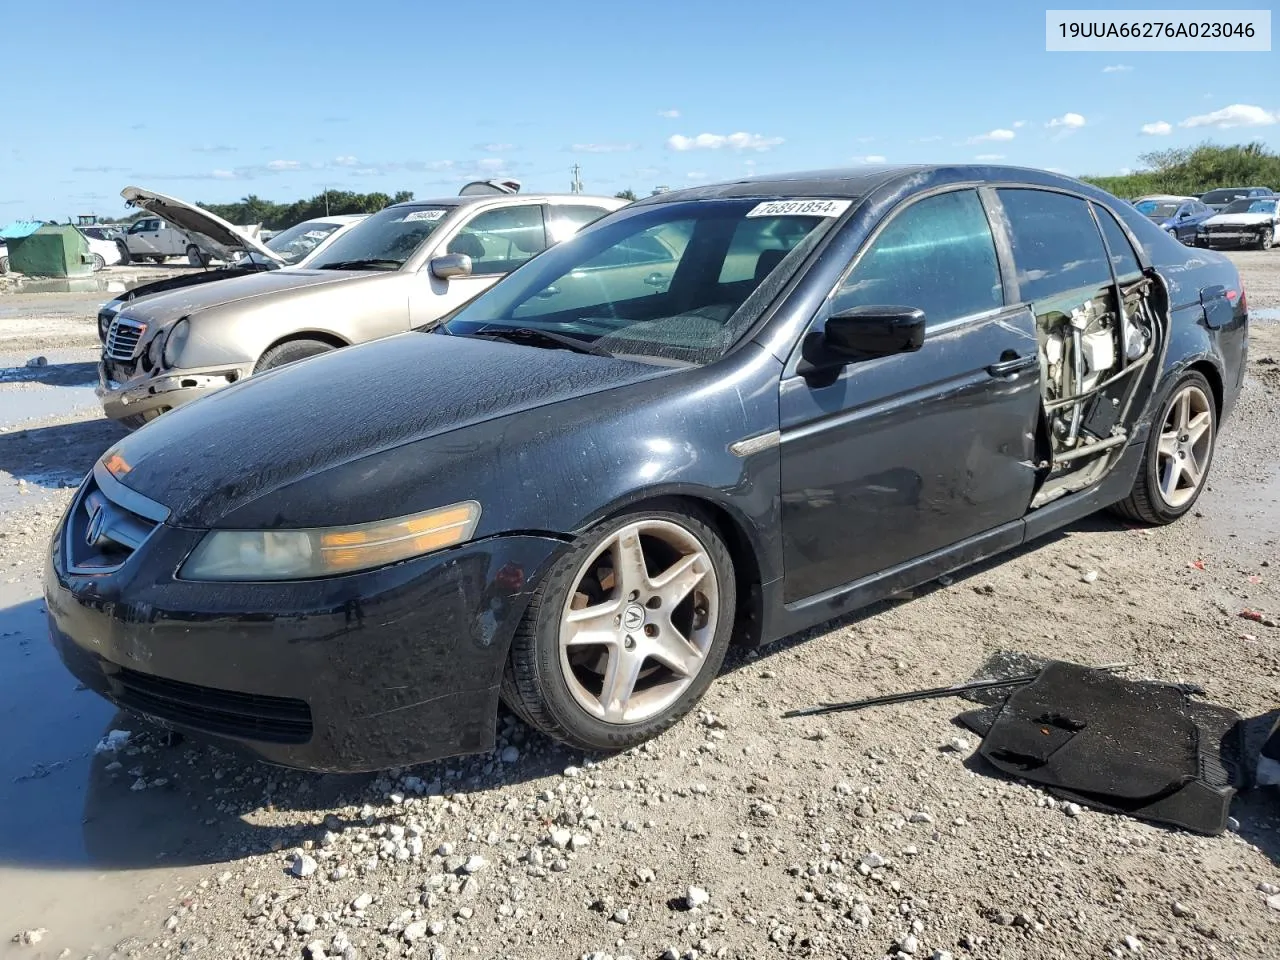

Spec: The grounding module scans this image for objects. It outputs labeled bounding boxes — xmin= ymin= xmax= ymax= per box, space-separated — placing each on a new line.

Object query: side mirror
xmin=823 ymin=305 xmax=926 ymax=359
xmin=430 ymin=253 xmax=472 ymax=279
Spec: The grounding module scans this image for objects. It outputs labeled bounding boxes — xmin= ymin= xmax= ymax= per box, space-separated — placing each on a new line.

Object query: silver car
xmin=99 ymin=191 xmax=624 ymax=426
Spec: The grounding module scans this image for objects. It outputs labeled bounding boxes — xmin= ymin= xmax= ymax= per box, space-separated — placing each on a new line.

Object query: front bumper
xmin=45 ymin=504 xmax=565 ymax=772
xmin=1196 ymin=231 xmax=1267 ymax=247
xmin=97 ymin=359 xmax=252 ymax=422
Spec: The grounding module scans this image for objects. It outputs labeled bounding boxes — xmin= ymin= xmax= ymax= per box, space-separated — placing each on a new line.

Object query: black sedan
xmin=46 ymin=165 xmax=1248 ymax=772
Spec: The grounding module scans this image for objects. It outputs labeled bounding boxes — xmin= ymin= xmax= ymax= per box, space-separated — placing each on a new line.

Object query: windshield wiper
xmin=316 ymin=258 xmax=403 ymax=271
xmin=471 ymin=327 xmax=613 ymax=358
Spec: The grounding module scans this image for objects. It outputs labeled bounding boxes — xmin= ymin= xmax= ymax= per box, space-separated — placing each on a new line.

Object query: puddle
xmin=0 ymin=384 xmax=99 ymax=431
xmin=5 ymin=277 xmax=129 ymax=294
xmin=1251 ymin=307 xmax=1280 ymax=323
xmin=0 ymin=585 xmax=187 ymax=953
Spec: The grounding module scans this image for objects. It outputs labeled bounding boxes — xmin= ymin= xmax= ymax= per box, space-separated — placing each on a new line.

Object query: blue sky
xmin=0 ymin=0 xmax=1276 ymax=218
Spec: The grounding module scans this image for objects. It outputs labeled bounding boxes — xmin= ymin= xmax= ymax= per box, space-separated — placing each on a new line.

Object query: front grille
xmin=105 ymin=316 xmax=147 ymax=361
xmin=115 ymin=668 xmax=313 ymax=744
xmin=64 ymin=471 xmax=161 ymax=574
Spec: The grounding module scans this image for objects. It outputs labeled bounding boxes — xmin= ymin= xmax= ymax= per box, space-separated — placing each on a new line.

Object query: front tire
xmin=91 ymin=253 xmax=106 ymax=272
xmin=0 ymin=255 xmax=9 ymax=274
xmin=1259 ymin=228 xmax=1274 ymax=251
xmin=1111 ymin=371 xmax=1216 ymax=525
xmin=115 ymin=241 xmax=130 ymax=265
xmin=253 ymin=338 xmax=335 ymax=373
xmin=502 ymin=505 xmax=736 ymax=752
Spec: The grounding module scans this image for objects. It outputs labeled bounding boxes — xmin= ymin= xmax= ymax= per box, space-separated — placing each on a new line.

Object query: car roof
xmin=628 ymin=164 xmax=1123 ymax=207
xmin=303 ymin=214 xmax=367 ymax=224
xmin=385 ymin=194 xmax=622 ymax=211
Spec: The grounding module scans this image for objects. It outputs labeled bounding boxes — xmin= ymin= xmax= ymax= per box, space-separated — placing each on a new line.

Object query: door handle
xmin=986 ymin=354 xmax=1038 ymax=377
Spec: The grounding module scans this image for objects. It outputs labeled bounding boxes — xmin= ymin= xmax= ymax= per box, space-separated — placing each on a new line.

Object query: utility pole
xmin=324 ymin=186 xmax=330 ymax=216
xmin=570 ymin=163 xmax=583 ymax=195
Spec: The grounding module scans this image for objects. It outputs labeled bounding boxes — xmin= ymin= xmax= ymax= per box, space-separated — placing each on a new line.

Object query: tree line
xmin=193 ymin=189 xmax=417 ymax=230
xmin=1083 ymin=142 xmax=1280 ymax=199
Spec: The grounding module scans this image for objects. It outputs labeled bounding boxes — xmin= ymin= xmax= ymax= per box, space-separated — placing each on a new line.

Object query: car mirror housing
xmin=824 ymin=305 xmax=926 ymax=359
xmin=430 ymin=253 xmax=472 ymax=280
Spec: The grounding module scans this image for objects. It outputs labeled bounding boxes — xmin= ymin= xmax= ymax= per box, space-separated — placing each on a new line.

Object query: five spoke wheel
xmin=1155 ymin=383 xmax=1213 ymax=509
xmin=560 ymin=519 xmax=718 ymax=724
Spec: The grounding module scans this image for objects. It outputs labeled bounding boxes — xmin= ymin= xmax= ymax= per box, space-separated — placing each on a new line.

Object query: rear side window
xmin=833 ymin=189 xmax=1002 ymax=326
xmin=1092 ymin=204 xmax=1143 ymax=282
xmin=448 ymin=205 xmax=546 ymax=276
xmin=546 ymin=204 xmax=610 ymax=243
xmin=996 ymin=189 xmax=1111 ymax=301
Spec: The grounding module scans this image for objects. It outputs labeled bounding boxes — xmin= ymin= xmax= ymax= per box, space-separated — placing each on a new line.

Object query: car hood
xmin=105 ymin=332 xmax=674 ymax=527
xmin=121 ymin=186 xmax=283 ymax=263
xmin=116 ymin=267 xmax=382 ymax=326
xmin=1203 ymin=212 xmax=1275 ymax=226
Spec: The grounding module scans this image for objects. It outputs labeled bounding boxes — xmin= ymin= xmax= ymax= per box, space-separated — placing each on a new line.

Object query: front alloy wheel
xmin=1112 ymin=371 xmax=1216 ymax=524
xmin=1260 ymin=228 xmax=1274 ymax=251
xmin=503 ymin=506 xmax=735 ymax=751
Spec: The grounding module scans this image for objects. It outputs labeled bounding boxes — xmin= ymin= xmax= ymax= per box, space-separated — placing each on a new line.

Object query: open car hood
xmin=120 ymin=186 xmax=284 ymax=263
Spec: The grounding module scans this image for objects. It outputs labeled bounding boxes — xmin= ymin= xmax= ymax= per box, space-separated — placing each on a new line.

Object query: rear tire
xmin=253 ymin=338 xmax=336 ymax=373
xmin=502 ymin=505 xmax=736 ymax=752
xmin=0 ymin=255 xmax=9 ymax=274
xmin=1110 ymin=371 xmax=1216 ymax=525
xmin=186 ymin=244 xmax=209 ymax=267
xmin=91 ymin=253 xmax=106 ymax=272
xmin=115 ymin=241 xmax=130 ymax=265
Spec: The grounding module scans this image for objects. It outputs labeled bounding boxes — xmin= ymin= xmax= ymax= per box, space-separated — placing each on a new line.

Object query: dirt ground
xmin=0 ymin=255 xmax=1277 ymax=960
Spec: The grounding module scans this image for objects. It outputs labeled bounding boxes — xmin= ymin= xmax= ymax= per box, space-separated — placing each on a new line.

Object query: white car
xmin=0 ymin=243 xmax=8 ymax=274
xmin=77 ymin=227 xmax=128 ymax=271
xmin=226 ymin=214 xmax=369 ymax=269
xmin=1196 ymin=196 xmax=1280 ymax=250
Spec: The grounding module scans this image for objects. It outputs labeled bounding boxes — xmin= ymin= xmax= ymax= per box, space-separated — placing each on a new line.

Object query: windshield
xmin=308 ymin=204 xmax=454 ymax=270
xmin=1222 ymin=198 xmax=1277 ymax=214
xmin=439 ymin=198 xmax=842 ymax=365
xmin=266 ymin=220 xmax=344 ymax=264
xmin=1202 ymin=189 xmax=1249 ymax=205
xmin=1135 ymin=200 xmax=1179 ymax=219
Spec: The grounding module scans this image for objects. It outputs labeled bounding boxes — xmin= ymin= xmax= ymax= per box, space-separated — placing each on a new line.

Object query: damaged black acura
xmin=46 ymin=165 xmax=1248 ymax=772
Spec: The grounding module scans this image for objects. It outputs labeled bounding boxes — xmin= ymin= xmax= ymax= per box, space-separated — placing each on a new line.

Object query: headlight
xmin=163 ymin=317 xmax=190 ymax=368
xmin=180 ymin=501 xmax=482 ymax=581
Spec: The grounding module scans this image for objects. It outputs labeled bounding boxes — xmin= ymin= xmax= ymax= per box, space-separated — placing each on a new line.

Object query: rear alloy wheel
xmin=91 ymin=253 xmax=106 ymax=272
xmin=503 ymin=507 xmax=736 ymax=751
xmin=253 ymin=338 xmax=335 ymax=373
xmin=1111 ymin=371 xmax=1216 ymax=524
xmin=186 ymin=244 xmax=208 ymax=267
xmin=1259 ymin=228 xmax=1274 ymax=251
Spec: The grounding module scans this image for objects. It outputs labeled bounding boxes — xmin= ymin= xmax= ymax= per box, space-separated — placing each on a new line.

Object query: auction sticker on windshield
xmin=746 ymin=199 xmax=852 ymax=218
xmin=401 ymin=209 xmax=447 ymax=222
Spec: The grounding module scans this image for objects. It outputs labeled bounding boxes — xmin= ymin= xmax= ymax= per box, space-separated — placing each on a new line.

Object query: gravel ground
xmin=0 ymin=254 xmax=1278 ymax=960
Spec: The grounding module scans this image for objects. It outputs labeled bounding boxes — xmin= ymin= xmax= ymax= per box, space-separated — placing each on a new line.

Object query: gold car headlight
xmin=180 ymin=501 xmax=481 ymax=581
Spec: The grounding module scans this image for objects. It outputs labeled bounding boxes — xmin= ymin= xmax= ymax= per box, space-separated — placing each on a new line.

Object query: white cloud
xmin=477 ymin=157 xmax=506 ymax=171
xmin=852 ymin=154 xmax=886 ymax=163
xmin=1140 ymin=120 xmax=1173 ymax=136
xmin=571 ymin=142 xmax=639 ymax=153
xmin=212 ymin=169 xmax=236 ymax=180
xmin=968 ymin=128 xmax=1016 ymax=144
xmin=479 ymin=142 xmax=513 ymax=152
xmin=333 ymin=155 xmax=359 ymax=166
xmin=658 ymin=109 xmax=681 ymax=118
xmin=1012 ymin=120 xmax=1026 ymax=128
xmin=1119 ymin=167 xmax=1132 ymax=175
xmin=1047 ymin=112 xmax=1086 ymax=129
xmin=974 ymin=153 xmax=1006 ymax=161
xmin=686 ymin=171 xmax=709 ymax=180
xmin=1102 ymin=64 xmax=1133 ymax=73
xmin=266 ymin=159 xmax=301 ymax=171
xmin=1180 ymin=103 xmax=1276 ymax=129
xmin=914 ymin=135 xmax=943 ymax=143
xmin=666 ymin=132 xmax=784 ymax=152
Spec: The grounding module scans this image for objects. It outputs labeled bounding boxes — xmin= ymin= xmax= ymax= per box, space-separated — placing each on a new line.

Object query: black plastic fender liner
xmin=959 ymin=661 xmax=1241 ymax=836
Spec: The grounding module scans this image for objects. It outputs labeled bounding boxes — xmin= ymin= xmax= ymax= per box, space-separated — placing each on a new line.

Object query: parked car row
xmin=48 ymin=163 xmax=1248 ymax=773
xmin=1134 ymin=187 xmax=1278 ymax=249
xmin=96 ymin=186 xmax=625 ymax=427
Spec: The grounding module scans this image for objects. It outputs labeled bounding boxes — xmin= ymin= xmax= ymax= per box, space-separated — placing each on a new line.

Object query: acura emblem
xmin=84 ymin=502 xmax=109 ymax=549
xmin=622 ymin=604 xmax=646 ymax=631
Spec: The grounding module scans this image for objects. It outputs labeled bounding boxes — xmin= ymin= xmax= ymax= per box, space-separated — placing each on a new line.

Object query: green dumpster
xmin=6 ymin=225 xmax=92 ymax=277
